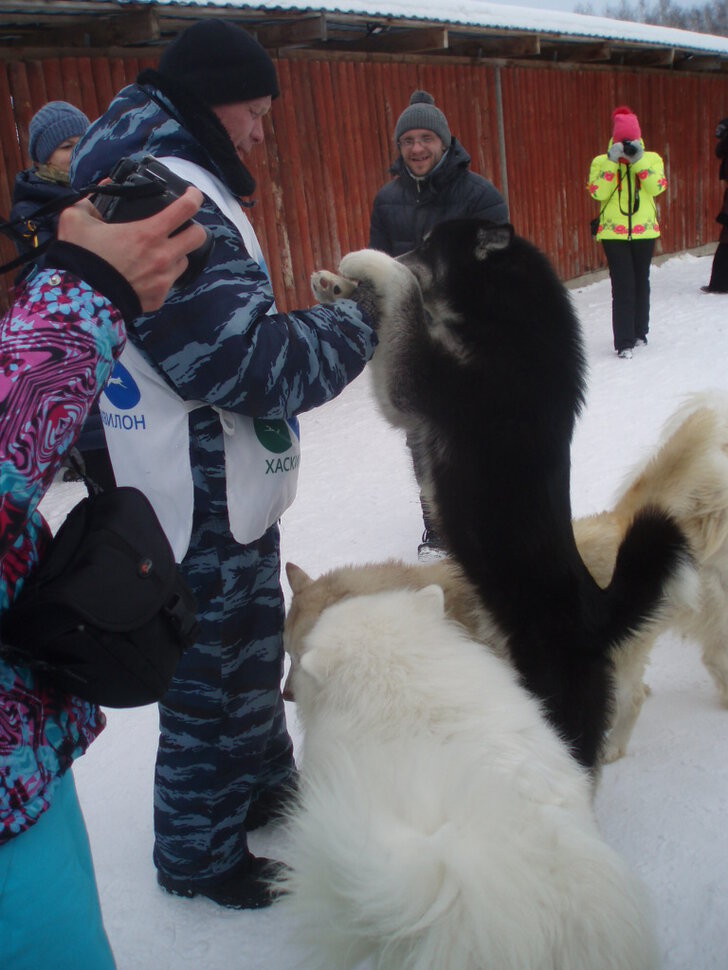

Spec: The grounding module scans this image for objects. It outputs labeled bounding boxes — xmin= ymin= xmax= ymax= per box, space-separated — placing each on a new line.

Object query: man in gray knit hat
xmin=369 ymin=90 xmax=508 ymax=559
xmin=370 ymin=90 xmax=507 ymax=256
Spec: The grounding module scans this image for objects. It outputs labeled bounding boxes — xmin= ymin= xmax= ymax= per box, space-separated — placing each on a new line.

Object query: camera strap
xmin=617 ymin=168 xmax=640 ymax=217
xmin=0 ymin=180 xmax=177 ymax=277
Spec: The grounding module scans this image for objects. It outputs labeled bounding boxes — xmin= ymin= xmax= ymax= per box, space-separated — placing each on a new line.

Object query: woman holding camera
xmin=0 ymin=191 xmax=205 ymax=970
xmin=587 ymin=106 xmax=666 ymax=358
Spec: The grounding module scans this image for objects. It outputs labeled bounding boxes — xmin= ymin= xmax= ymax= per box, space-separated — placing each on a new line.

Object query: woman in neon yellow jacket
xmin=587 ymin=106 xmax=667 ymax=358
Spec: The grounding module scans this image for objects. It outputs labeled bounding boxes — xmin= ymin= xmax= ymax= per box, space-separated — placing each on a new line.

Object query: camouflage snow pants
xmin=152 ymin=517 xmax=295 ymax=884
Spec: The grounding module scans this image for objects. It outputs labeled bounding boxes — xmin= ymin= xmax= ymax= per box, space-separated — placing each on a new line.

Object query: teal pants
xmin=0 ymin=770 xmax=115 ymax=969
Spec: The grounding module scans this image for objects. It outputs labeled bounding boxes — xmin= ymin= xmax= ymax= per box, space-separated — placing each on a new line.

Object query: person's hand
xmin=607 ymin=142 xmax=624 ymax=163
xmin=57 ymin=188 xmax=207 ymax=311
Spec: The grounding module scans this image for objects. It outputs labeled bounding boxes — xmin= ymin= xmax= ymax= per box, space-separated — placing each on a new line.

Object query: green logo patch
xmin=254 ymin=418 xmax=293 ymax=454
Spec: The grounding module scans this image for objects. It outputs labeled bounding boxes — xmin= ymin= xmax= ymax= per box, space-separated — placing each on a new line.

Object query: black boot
xmin=157 ymin=854 xmax=286 ymax=909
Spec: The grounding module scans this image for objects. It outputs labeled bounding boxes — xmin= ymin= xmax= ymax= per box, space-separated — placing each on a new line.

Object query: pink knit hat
xmin=612 ymin=105 xmax=641 ymax=143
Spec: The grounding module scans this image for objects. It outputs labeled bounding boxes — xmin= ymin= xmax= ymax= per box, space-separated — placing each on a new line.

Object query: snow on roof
xmin=145 ymin=0 xmax=728 ymax=56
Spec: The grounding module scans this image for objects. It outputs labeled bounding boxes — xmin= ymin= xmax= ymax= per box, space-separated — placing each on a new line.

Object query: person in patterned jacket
xmin=0 ymin=190 xmax=206 ymax=969
xmin=587 ymin=105 xmax=667 ymax=359
xmin=71 ymin=19 xmax=377 ymax=910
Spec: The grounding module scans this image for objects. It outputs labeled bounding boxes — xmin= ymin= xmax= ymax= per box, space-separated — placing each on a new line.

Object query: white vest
xmin=100 ymin=157 xmax=300 ymax=561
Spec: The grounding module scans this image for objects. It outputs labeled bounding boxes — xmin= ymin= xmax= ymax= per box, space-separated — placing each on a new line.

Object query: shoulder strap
xmin=597 ymin=179 xmax=620 ymax=222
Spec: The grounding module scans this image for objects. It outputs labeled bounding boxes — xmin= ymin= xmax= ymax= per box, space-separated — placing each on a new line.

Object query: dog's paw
xmin=601 ymin=739 xmax=625 ymax=764
xmin=339 ymin=248 xmax=407 ymax=289
xmin=311 ymin=269 xmax=357 ymax=304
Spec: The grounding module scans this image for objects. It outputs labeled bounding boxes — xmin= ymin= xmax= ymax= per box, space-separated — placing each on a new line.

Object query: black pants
xmin=407 ymin=433 xmax=441 ymax=542
xmin=707 ymin=242 xmax=728 ymax=292
xmin=602 ymin=238 xmax=656 ymax=352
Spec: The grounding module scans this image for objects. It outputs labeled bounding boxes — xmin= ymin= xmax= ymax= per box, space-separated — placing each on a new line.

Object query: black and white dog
xmin=312 ymin=219 xmax=692 ymax=768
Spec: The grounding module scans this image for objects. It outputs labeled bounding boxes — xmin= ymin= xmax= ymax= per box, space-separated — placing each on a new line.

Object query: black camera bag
xmin=0 ymin=486 xmax=199 ymax=707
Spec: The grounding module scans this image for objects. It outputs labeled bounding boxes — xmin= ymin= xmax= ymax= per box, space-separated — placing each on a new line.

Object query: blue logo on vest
xmin=103 ymin=361 xmax=141 ymax=410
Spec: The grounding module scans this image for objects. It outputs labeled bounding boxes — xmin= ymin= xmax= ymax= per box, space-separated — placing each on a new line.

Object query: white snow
xmin=43 ymin=248 xmax=728 ymax=969
xmin=156 ymin=0 xmax=728 ymax=55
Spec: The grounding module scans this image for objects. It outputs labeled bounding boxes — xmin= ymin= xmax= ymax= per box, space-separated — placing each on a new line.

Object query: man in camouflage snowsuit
xmin=71 ymin=20 xmax=377 ymax=909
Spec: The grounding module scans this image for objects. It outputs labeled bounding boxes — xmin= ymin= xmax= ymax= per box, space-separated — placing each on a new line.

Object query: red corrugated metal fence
xmin=0 ymin=51 xmax=725 ymax=313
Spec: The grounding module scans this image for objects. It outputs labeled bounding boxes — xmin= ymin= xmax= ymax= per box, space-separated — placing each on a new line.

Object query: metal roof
xmin=0 ymin=0 xmax=726 ymax=71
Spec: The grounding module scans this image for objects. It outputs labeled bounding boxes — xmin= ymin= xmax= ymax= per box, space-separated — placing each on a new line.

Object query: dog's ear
xmin=474 ymin=224 xmax=513 ymax=261
xmin=415 ymin=584 xmax=446 ymax=616
xmin=286 ymin=561 xmax=314 ymax=593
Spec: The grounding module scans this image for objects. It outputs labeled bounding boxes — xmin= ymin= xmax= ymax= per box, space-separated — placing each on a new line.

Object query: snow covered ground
xmin=43 ymin=249 xmax=728 ymax=969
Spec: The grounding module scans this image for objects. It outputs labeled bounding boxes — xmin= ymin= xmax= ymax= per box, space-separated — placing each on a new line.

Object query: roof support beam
xmin=341 ymin=27 xmax=449 ymax=54
xmin=26 ymin=8 xmax=159 ymax=48
xmin=255 ymin=13 xmax=327 ymax=49
xmin=448 ymin=35 xmax=540 ymax=58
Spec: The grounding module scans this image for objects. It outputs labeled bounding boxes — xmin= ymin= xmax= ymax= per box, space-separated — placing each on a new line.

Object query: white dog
xmin=278 ymin=584 xmax=659 ymax=970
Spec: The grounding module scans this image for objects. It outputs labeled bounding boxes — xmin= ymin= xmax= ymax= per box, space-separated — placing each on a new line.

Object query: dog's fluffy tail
xmin=274 ymin=735 xmax=659 ymax=970
xmin=274 ymin=743 xmax=471 ymax=970
xmin=590 ymin=505 xmax=695 ymax=650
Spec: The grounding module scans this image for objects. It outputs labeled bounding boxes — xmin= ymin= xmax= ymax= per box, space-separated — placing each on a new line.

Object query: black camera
xmin=621 ymin=140 xmax=638 ymax=158
xmin=90 ymin=155 xmax=213 ymax=288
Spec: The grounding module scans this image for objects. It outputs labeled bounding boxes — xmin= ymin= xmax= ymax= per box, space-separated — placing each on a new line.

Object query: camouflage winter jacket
xmin=0 ymin=257 xmax=130 ymax=844
xmin=71 ymin=78 xmax=377 ymax=526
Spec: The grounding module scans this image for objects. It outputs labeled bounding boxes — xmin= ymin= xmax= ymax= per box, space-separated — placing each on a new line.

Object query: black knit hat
xmin=159 ymin=19 xmax=279 ymax=107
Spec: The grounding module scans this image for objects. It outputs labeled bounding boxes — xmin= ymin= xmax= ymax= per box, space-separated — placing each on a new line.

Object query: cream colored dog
xmin=283 ymin=557 xmax=506 ymax=701
xmin=285 ymin=393 xmax=728 ymax=766
xmin=574 ymin=391 xmax=728 ymax=761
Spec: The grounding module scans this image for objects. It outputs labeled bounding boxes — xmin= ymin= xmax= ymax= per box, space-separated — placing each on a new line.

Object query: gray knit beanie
xmin=29 ymin=101 xmax=90 ymax=164
xmin=394 ymin=90 xmax=451 ymax=147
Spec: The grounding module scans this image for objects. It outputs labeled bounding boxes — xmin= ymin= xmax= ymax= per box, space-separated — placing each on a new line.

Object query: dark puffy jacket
xmin=369 ymin=139 xmax=509 ymax=257
xmin=717 ymin=130 xmax=728 ymax=243
xmin=10 ymin=168 xmax=72 ymax=256
xmin=717 ymin=127 xmax=728 ymax=182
